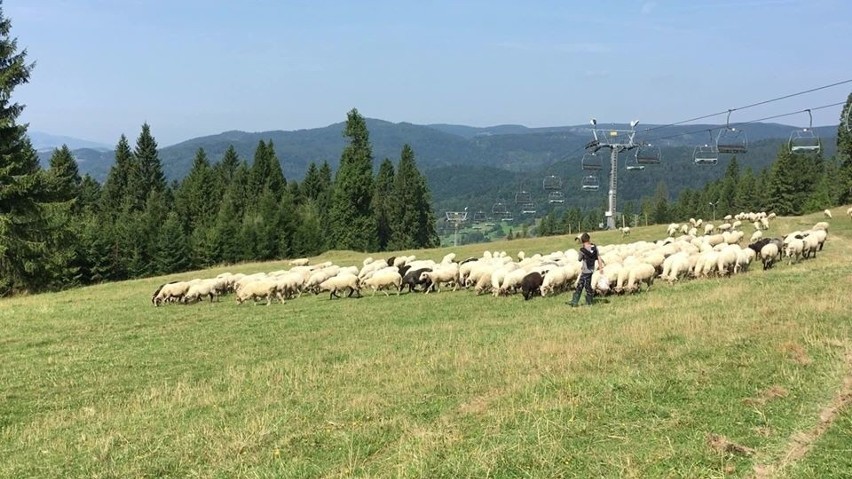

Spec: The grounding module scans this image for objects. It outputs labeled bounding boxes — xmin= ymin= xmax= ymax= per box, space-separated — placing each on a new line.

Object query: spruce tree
xmin=129 ymin=123 xmax=165 ymax=210
xmin=212 ymin=189 xmax=243 ymax=264
xmin=836 ymin=93 xmax=852 ymax=204
xmin=302 ymin=162 xmax=322 ymax=201
xmin=329 ymin=108 xmax=376 ymax=251
xmin=156 ymin=212 xmax=190 ymax=274
xmin=249 ymin=140 xmax=285 ymax=200
xmin=388 ymin=144 xmax=438 ymax=250
xmin=0 ymin=9 xmax=56 ymax=293
xmin=766 ymin=146 xmax=798 ymax=215
xmin=46 ymin=145 xmax=82 ymax=204
xmin=42 ymin=146 xmax=84 ymax=288
xmin=79 ymin=175 xmax=102 ymax=213
xmin=175 ymin=148 xmax=215 ymax=231
xmin=372 ymin=158 xmax=395 ymax=251
xmin=101 ymin=135 xmax=135 ymax=214
xmin=214 ymin=145 xmax=240 ymax=196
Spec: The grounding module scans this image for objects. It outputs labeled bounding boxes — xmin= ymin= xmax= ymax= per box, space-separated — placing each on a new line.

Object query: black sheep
xmin=521 ymin=272 xmax=545 ymax=301
xmin=402 ymin=268 xmax=432 ymax=293
xmin=386 ymin=256 xmax=396 ymax=267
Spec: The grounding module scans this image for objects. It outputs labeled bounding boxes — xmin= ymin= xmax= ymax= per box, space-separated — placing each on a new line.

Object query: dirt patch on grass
xmin=780 ymin=341 xmax=812 ymax=365
xmin=743 ymin=385 xmax=789 ymax=406
xmin=707 ymin=433 xmax=755 ymax=456
xmin=753 ymin=351 xmax=852 ymax=478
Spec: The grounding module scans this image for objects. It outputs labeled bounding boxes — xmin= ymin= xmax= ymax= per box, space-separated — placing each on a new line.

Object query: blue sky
xmin=8 ymin=0 xmax=852 ymax=146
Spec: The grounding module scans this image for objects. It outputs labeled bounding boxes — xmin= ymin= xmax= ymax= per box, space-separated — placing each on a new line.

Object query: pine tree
xmin=329 ymin=108 xmax=376 ymax=251
xmin=292 ymin=201 xmax=325 ymax=256
xmin=651 ymin=181 xmax=670 ymax=225
xmin=156 ymin=212 xmax=190 ymax=274
xmin=253 ymin=187 xmax=282 ymax=260
xmin=46 ymin=145 xmax=82 ymax=204
xmin=734 ymin=167 xmax=758 ymax=213
xmin=79 ymin=174 xmax=102 ymax=213
xmin=129 ymin=123 xmax=165 ymax=210
xmin=302 ymin=162 xmax=322 ymax=201
xmin=214 ymin=145 xmax=240 ymax=195
xmin=42 ymin=146 xmax=84 ymax=288
xmin=766 ymin=146 xmax=798 ymax=215
xmin=0 ymin=9 xmax=57 ymax=294
xmin=372 ymin=158 xmax=395 ymax=251
xmin=248 ymin=140 xmax=285 ymax=200
xmin=175 ymin=147 xmax=215 ymax=231
xmin=101 ymin=135 xmax=135 ymax=214
xmin=836 ymin=93 xmax=852 ymax=204
xmin=388 ymin=144 xmax=438 ymax=250
xmin=212 ymin=189 xmax=243 ymax=264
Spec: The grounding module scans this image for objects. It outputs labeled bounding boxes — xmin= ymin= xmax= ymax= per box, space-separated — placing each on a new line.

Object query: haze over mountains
xmin=34 ymin=119 xmax=839 ymax=213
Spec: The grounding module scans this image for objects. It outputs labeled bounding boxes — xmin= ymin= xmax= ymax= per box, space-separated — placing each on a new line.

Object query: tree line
xmin=4 ymin=106 xmax=438 ymax=295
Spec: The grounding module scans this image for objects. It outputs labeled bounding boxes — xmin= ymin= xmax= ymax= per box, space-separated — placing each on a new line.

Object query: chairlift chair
xmin=542 ymin=175 xmax=562 ymax=191
xmin=582 ymin=152 xmax=603 ymax=171
xmin=492 ymin=202 xmax=508 ymax=216
xmin=521 ymin=202 xmax=537 ymax=215
xmin=581 ymin=174 xmax=600 ymax=191
xmin=472 ymin=210 xmax=487 ymax=223
xmin=716 ymin=110 xmax=748 ymax=154
xmin=547 ymin=191 xmax=565 ymax=203
xmin=626 ymin=156 xmax=645 ymax=171
xmin=693 ymin=145 xmax=718 ymax=166
xmin=635 ymin=143 xmax=661 ymax=165
xmin=515 ymin=189 xmax=532 ymax=205
xmin=789 ymin=109 xmax=821 ymax=154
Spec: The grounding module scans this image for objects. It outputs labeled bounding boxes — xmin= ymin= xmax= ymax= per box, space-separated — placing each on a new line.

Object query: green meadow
xmin=2 ymin=207 xmax=850 ymax=478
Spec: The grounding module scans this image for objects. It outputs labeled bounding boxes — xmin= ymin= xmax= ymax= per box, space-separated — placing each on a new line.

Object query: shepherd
xmin=568 ymin=232 xmax=605 ymax=307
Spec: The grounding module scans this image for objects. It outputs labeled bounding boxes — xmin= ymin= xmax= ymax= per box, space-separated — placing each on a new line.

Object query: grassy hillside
xmin=2 ymin=208 xmax=850 ymax=478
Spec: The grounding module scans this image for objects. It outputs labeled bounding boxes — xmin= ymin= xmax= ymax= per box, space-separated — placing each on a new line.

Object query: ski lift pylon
xmin=789 ymin=109 xmax=821 ymax=153
xmin=716 ymin=110 xmax=748 ymax=154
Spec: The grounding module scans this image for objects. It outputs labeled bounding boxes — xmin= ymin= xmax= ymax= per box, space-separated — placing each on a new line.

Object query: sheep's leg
xmin=383 ymin=288 xmax=389 ymax=297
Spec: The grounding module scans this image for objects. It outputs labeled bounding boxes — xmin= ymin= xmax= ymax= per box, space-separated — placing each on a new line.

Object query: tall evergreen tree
xmin=129 ymin=123 xmax=165 ymax=209
xmin=214 ymin=145 xmax=240 ymax=195
xmin=248 ymin=140 xmax=285 ymax=200
xmin=175 ymin=148 xmax=215 ymax=231
xmin=79 ymin=174 xmax=102 ymax=213
xmin=46 ymin=145 xmax=82 ymax=203
xmin=101 ymin=134 xmax=135 ymax=214
xmin=372 ymin=158 xmax=395 ymax=251
xmin=765 ymin=146 xmax=798 ymax=215
xmin=42 ymin=146 xmax=83 ymax=288
xmin=836 ymin=93 xmax=852 ymax=204
xmin=329 ymin=108 xmax=376 ymax=251
xmin=156 ymin=212 xmax=190 ymax=274
xmin=0 ymin=9 xmax=57 ymax=294
xmin=302 ymin=162 xmax=322 ymax=201
xmin=388 ymin=144 xmax=439 ymax=250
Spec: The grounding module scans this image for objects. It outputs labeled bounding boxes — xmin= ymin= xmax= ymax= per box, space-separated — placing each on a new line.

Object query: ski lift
xmin=542 ymin=175 xmax=562 ymax=191
xmin=789 ymin=109 xmax=820 ymax=153
xmin=694 ymin=145 xmax=718 ymax=166
xmin=581 ymin=174 xmax=600 ymax=191
xmin=515 ymin=188 xmax=532 ymax=205
xmin=694 ymin=130 xmax=719 ymax=166
xmin=582 ymin=152 xmax=603 ymax=171
xmin=492 ymin=201 xmax=508 ymax=217
xmin=635 ymin=143 xmax=661 ymax=165
xmin=547 ymin=191 xmax=565 ymax=203
xmin=846 ymin=107 xmax=851 ymax=133
xmin=716 ymin=110 xmax=748 ymax=154
xmin=520 ymin=202 xmax=536 ymax=215
xmin=472 ymin=210 xmax=487 ymax=222
xmin=625 ymin=155 xmax=645 ymax=171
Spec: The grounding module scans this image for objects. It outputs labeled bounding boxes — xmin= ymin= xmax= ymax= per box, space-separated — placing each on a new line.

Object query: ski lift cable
xmin=636 ymin=78 xmax=852 ymax=136
xmin=646 ymin=101 xmax=846 ymax=143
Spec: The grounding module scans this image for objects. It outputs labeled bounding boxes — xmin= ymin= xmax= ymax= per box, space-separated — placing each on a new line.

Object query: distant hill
xmin=35 ymin=119 xmax=840 ymax=212
xmin=29 ymin=130 xmax=111 ymax=152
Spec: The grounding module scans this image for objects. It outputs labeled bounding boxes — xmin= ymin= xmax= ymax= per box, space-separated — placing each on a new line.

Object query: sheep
xmin=717 ymin=223 xmax=732 ymax=232
xmin=784 ymin=238 xmax=804 ymax=264
xmin=759 ymin=217 xmax=770 ymax=230
xmin=625 ymin=263 xmax=656 ymax=293
xmin=236 ymin=279 xmax=278 ymax=306
xmin=715 ymin=246 xmax=739 ymax=276
xmin=521 ymin=272 xmax=545 ymax=300
xmin=420 ymin=264 xmax=459 ymax=293
xmin=289 ymin=258 xmax=310 ymax=267
xmin=620 ymin=226 xmax=631 ymax=237
xmin=823 ymin=209 xmax=832 ymax=219
xmin=362 ymin=270 xmax=403 ymax=296
xmin=441 ymin=253 xmax=456 ymax=265
xmin=273 ymin=272 xmax=305 ymax=300
xmin=318 ymin=273 xmax=361 ymax=299
xmin=473 ymin=269 xmax=494 ymax=295
xmin=812 ymin=221 xmax=829 ymax=232
xmin=808 ymin=228 xmax=827 ymax=251
xmin=760 ymin=243 xmax=779 ymax=270
xmin=153 ymin=281 xmax=191 ymax=306
xmin=732 ymin=220 xmax=742 ymax=229
xmin=801 ymin=233 xmax=820 ymax=259
xmin=183 ymin=279 xmax=225 ymax=303
xmin=704 ymin=224 xmax=714 ymax=235
xmin=750 ymin=230 xmax=763 ymax=243
xmin=402 ymin=268 xmax=432 ymax=293
xmin=847 ymin=206 xmax=852 ymax=219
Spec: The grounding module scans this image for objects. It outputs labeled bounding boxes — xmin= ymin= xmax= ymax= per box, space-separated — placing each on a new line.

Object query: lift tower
xmin=585 ymin=119 xmax=639 ymax=230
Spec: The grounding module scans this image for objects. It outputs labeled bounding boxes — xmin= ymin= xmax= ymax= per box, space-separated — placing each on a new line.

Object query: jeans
xmin=571 ymin=272 xmax=594 ymax=305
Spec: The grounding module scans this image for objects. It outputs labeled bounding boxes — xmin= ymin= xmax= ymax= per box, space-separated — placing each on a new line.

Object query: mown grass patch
xmin=1 ymin=208 xmax=850 ymax=477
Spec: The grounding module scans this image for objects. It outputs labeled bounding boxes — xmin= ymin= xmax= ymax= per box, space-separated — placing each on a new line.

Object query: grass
xmin=1 ymin=207 xmax=851 ymax=478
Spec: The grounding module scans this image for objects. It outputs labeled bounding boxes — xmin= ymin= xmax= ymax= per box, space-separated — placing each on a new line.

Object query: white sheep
xmin=236 ymin=279 xmax=278 ymax=306
xmin=823 ymin=209 xmax=832 ymax=219
xmin=420 ymin=264 xmax=460 ymax=293
xmin=152 ymin=281 xmax=191 ymax=306
xmin=704 ymin=224 xmax=714 ymax=235
xmin=784 ymin=238 xmax=804 ymax=264
xmin=183 ymin=279 xmax=225 ymax=303
xmin=620 ymin=226 xmax=631 ymax=237
xmin=801 ymin=234 xmax=820 ymax=259
xmin=847 ymin=206 xmax=852 ymax=219
xmin=289 ymin=258 xmax=310 ymax=267
xmin=750 ymin=230 xmax=763 ymax=243
xmin=760 ymin=243 xmax=779 ymax=270
xmin=362 ymin=270 xmax=403 ymax=296
xmin=441 ymin=252 xmax=456 ymax=265
xmin=318 ymin=273 xmax=361 ymax=299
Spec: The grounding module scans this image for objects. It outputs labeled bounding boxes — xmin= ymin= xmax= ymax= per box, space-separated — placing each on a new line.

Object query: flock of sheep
xmin=150 ymin=209 xmax=841 ymax=307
